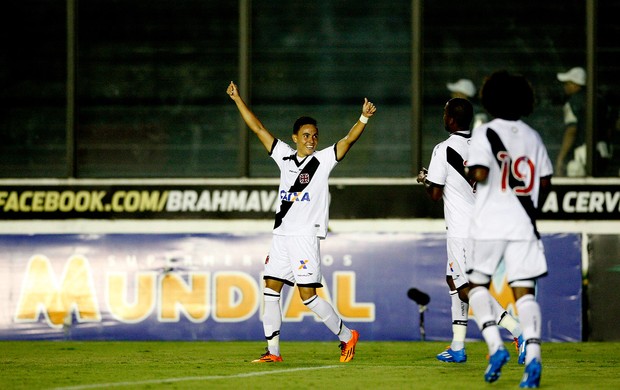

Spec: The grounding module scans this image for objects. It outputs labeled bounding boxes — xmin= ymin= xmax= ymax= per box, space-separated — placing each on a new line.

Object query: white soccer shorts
xmin=469 ymin=239 xmax=548 ymax=283
xmin=446 ymin=237 xmax=471 ymax=290
xmin=264 ymin=235 xmax=324 ymax=287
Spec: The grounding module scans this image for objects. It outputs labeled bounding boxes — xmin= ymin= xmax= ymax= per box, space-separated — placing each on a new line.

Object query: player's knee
xmin=456 ymin=287 xmax=469 ymax=303
xmin=510 ymin=279 xmax=536 ymax=300
xmin=467 ymin=270 xmax=490 ymax=285
xmin=467 ymin=285 xmax=487 ymax=300
xmin=515 ymin=293 xmax=536 ymax=306
xmin=263 ymin=287 xmax=281 ymax=302
xmin=510 ymin=279 xmax=536 ymax=289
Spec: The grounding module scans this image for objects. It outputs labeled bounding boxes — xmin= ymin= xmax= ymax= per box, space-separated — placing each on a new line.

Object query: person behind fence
xmin=417 ymin=97 xmax=524 ymax=365
xmin=226 ymin=81 xmax=376 ymax=364
xmin=447 ymin=78 xmax=488 ymax=128
xmin=554 ymin=66 xmax=613 ymax=176
xmin=466 ymin=70 xmax=553 ymax=388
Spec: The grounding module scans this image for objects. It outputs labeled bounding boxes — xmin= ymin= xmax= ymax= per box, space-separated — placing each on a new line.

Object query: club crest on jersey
xmin=299 ymin=173 xmax=310 ymax=184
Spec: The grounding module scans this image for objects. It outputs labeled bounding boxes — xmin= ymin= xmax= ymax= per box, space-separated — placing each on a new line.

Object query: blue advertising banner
xmin=0 ymin=233 xmax=581 ymax=341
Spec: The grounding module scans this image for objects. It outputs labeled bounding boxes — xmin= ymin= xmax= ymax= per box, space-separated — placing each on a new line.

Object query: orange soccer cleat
xmin=339 ymin=330 xmax=359 ymax=363
xmin=251 ymin=348 xmax=283 ymax=363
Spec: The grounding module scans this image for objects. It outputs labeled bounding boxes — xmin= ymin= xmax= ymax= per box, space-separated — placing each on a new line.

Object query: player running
xmin=466 ymin=71 xmax=553 ymax=388
xmin=226 ymin=81 xmax=376 ymax=363
xmin=417 ymin=97 xmax=525 ymax=364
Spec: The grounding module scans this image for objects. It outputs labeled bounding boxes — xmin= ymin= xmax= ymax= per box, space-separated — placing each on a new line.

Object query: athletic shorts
xmin=446 ymin=237 xmax=471 ymax=290
xmin=468 ymin=239 xmax=548 ymax=283
xmin=264 ymin=235 xmax=323 ymax=287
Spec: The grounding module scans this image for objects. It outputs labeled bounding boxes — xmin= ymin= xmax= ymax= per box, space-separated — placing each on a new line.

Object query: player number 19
xmin=497 ymin=151 xmax=535 ymax=195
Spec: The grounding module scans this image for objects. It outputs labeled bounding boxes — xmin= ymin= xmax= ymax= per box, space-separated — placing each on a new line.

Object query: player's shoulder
xmin=431 ymin=140 xmax=449 ymax=157
xmin=315 ymin=144 xmax=338 ymax=159
xmin=517 ymin=121 xmax=545 ymax=141
xmin=273 ymin=139 xmax=294 ymax=153
xmin=270 ymin=140 xmax=297 ymax=163
xmin=447 ymin=131 xmax=471 ymax=146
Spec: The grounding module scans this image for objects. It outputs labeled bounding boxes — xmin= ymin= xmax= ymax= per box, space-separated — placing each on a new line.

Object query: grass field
xmin=2 ymin=340 xmax=619 ymax=389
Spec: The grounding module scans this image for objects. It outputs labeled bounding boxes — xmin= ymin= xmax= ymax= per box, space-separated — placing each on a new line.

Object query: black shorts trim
xmin=263 ymin=275 xmax=295 ymax=287
xmin=508 ymin=271 xmax=549 ymax=285
xmin=296 ymin=282 xmax=323 ymax=288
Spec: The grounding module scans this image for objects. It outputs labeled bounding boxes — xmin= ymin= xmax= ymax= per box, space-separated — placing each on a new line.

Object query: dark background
xmin=2 ymin=0 xmax=619 ymax=178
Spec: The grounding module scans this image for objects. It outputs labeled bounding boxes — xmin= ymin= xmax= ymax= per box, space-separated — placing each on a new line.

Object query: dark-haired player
xmin=227 ymin=81 xmax=376 ymax=363
xmin=418 ymin=98 xmax=523 ymax=364
xmin=466 ymin=71 xmax=552 ymax=388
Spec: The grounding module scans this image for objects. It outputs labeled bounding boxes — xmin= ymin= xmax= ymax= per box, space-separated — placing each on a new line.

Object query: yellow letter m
xmin=14 ymin=255 xmax=101 ymax=328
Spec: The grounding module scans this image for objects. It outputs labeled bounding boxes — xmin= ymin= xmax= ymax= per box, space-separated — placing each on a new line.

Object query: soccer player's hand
xmin=362 ymin=98 xmax=377 ymax=119
xmin=227 ymin=81 xmax=239 ymax=100
xmin=416 ymin=168 xmax=428 ymax=184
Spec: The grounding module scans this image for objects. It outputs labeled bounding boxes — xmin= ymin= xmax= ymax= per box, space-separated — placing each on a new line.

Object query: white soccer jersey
xmin=468 ymin=119 xmax=553 ymax=240
xmin=270 ymin=139 xmax=338 ymax=238
xmin=426 ymin=131 xmax=475 ymax=238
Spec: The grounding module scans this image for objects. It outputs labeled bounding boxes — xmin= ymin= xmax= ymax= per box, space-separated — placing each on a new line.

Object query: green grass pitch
xmin=2 ymin=341 xmax=619 ymax=389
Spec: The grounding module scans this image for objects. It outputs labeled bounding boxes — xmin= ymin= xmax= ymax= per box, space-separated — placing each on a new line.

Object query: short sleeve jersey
xmin=468 ymin=119 xmax=553 ymax=240
xmin=270 ymin=139 xmax=338 ymax=238
xmin=426 ymin=131 xmax=475 ymax=238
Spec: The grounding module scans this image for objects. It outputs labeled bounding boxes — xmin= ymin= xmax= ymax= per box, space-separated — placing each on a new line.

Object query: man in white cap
xmin=447 ymin=79 xmax=488 ymax=128
xmin=555 ymin=67 xmax=612 ymax=176
xmin=555 ymin=67 xmax=587 ymax=176
xmin=447 ymin=79 xmax=477 ymax=99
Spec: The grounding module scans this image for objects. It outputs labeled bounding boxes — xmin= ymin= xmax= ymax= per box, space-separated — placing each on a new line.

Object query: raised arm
xmin=227 ymin=81 xmax=275 ymax=152
xmin=335 ymin=98 xmax=377 ymax=161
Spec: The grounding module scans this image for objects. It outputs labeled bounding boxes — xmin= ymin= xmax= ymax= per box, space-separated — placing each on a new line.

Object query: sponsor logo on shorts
xmin=298 ymin=260 xmax=309 ymax=269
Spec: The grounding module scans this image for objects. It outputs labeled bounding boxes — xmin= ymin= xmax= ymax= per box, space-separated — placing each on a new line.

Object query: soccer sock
xmin=263 ymin=287 xmax=282 ymax=356
xmin=516 ymin=294 xmax=542 ymax=364
xmin=468 ymin=286 xmax=503 ymax=355
xmin=450 ymin=290 xmax=468 ymax=351
xmin=493 ymin=299 xmax=523 ymax=338
xmin=303 ymin=294 xmax=352 ymax=342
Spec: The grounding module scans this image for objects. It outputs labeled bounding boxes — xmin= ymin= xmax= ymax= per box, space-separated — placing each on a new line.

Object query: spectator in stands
xmin=555 ymin=66 xmax=613 ymax=176
xmin=447 ymin=78 xmax=488 ymax=128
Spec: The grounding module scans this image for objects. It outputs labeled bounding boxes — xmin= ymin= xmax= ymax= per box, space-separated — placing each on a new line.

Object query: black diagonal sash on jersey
xmin=273 ymin=156 xmax=321 ymax=230
xmin=447 ymin=146 xmax=475 ymax=190
xmin=485 ymin=128 xmax=541 ymax=239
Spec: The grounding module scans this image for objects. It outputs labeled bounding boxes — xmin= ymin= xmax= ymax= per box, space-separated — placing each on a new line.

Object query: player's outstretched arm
xmin=227 ymin=81 xmax=275 ymax=152
xmin=335 ymin=98 xmax=376 ymax=161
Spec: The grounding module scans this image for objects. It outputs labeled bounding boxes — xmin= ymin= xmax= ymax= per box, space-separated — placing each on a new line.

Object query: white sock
xmin=303 ymin=295 xmax=352 ymax=342
xmin=468 ymin=286 xmax=503 ymax=354
xmin=450 ymin=290 xmax=468 ymax=351
xmin=516 ymin=294 xmax=542 ymax=364
xmin=493 ymin=299 xmax=522 ymax=338
xmin=263 ymin=287 xmax=281 ymax=356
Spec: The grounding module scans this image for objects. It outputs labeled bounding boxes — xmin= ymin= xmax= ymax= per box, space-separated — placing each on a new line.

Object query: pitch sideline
xmin=51 ymin=365 xmax=342 ymax=390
